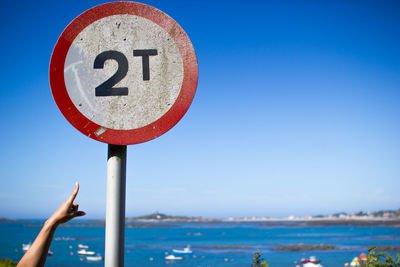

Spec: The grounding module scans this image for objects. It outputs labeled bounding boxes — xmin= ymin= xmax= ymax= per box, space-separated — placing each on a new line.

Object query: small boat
xmin=301 ymin=256 xmax=320 ymax=264
xmin=165 ymin=255 xmax=183 ymax=261
xmin=78 ymin=244 xmax=89 ymax=249
xmin=301 ymin=256 xmax=323 ymax=267
xmin=22 ymin=243 xmax=31 ymax=252
xmin=86 ymin=255 xmax=103 ymax=261
xmin=173 ymin=245 xmax=192 ymax=254
xmin=303 ymin=262 xmax=323 ymax=267
xmin=23 ymin=243 xmax=52 ymax=255
xmin=77 ymin=249 xmax=96 ymax=255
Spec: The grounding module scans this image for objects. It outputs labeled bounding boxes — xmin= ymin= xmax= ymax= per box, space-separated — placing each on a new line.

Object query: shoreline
xmin=5 ymin=218 xmax=400 ymax=227
xmin=132 ymin=218 xmax=400 ymax=227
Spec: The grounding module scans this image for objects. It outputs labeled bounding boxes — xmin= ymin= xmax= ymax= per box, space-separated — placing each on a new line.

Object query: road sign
xmin=50 ymin=2 xmax=198 ymax=145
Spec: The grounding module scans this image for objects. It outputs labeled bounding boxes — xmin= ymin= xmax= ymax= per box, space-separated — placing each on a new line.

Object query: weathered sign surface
xmin=50 ymin=2 xmax=198 ymax=145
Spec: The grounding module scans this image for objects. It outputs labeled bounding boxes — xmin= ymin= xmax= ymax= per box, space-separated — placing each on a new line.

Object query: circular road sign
xmin=50 ymin=2 xmax=198 ymax=145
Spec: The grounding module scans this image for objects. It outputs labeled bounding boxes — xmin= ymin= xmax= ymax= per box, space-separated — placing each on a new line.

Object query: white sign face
xmin=64 ymin=14 xmax=184 ymax=130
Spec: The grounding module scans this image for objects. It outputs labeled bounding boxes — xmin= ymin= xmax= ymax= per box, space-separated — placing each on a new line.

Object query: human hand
xmin=47 ymin=183 xmax=86 ymax=226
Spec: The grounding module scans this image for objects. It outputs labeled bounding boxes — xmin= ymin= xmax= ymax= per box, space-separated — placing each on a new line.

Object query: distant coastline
xmin=127 ymin=216 xmax=400 ymax=227
xmin=0 ymin=218 xmax=16 ymax=222
xmin=123 ymin=209 xmax=400 ymax=226
xmin=2 ymin=208 xmax=400 ymax=227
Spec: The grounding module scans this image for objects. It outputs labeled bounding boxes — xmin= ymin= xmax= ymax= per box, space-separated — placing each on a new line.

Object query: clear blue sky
xmin=0 ymin=0 xmax=399 ymax=219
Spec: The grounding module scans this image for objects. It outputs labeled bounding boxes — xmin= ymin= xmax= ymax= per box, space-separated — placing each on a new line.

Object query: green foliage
xmin=0 ymin=259 xmax=17 ymax=267
xmin=367 ymin=247 xmax=400 ymax=266
xmin=251 ymin=249 xmax=268 ymax=267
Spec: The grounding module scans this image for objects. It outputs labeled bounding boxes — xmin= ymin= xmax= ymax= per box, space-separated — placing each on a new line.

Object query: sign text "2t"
xmin=93 ymin=49 xmax=158 ymax=97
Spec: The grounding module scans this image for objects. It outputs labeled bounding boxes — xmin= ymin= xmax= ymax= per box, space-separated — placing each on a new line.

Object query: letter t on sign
xmin=133 ymin=49 xmax=158 ymax=81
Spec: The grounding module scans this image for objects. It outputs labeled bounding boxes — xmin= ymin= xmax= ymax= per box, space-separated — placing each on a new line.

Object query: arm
xmin=17 ymin=183 xmax=86 ymax=267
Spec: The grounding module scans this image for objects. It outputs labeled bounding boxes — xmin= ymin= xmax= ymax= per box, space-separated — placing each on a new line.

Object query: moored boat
xmin=77 ymin=249 xmax=96 ymax=255
xmin=78 ymin=244 xmax=89 ymax=249
xmin=22 ymin=243 xmax=52 ymax=255
xmin=86 ymin=255 xmax=103 ymax=261
xmin=165 ymin=254 xmax=183 ymax=261
xmin=300 ymin=256 xmax=323 ymax=267
xmin=22 ymin=243 xmax=31 ymax=252
xmin=173 ymin=245 xmax=192 ymax=254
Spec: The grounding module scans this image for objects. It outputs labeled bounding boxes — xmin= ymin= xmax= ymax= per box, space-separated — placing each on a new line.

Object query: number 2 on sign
xmin=93 ymin=49 xmax=158 ymax=97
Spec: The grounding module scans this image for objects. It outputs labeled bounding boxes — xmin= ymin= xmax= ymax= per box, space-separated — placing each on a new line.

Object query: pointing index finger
xmin=68 ymin=182 xmax=79 ymax=204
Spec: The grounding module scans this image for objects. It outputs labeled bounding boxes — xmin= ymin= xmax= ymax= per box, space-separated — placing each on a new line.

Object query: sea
xmin=1 ymin=220 xmax=399 ymax=266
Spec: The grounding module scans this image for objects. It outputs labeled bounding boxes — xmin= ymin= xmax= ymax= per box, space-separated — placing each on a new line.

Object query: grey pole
xmin=105 ymin=145 xmax=127 ymax=267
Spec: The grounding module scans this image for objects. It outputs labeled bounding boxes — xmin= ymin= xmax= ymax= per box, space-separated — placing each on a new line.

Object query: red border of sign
xmin=49 ymin=1 xmax=198 ymax=145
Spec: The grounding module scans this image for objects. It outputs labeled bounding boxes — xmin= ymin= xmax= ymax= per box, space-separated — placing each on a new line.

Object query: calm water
xmin=1 ymin=220 xmax=400 ymax=266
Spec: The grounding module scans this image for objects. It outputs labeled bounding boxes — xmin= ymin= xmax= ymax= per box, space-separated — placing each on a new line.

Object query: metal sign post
xmin=105 ymin=145 xmax=126 ymax=266
xmin=50 ymin=2 xmax=198 ymax=266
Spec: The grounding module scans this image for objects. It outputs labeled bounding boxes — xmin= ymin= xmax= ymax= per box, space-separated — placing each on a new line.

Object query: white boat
xmin=22 ymin=243 xmax=31 ymax=252
xmin=78 ymin=244 xmax=89 ymax=249
xmin=23 ymin=243 xmax=52 ymax=255
xmin=77 ymin=249 xmax=96 ymax=255
xmin=303 ymin=263 xmax=323 ymax=267
xmin=165 ymin=255 xmax=183 ymax=261
xmin=173 ymin=245 xmax=192 ymax=254
xmin=86 ymin=255 xmax=103 ymax=261
xmin=301 ymin=256 xmax=323 ymax=267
